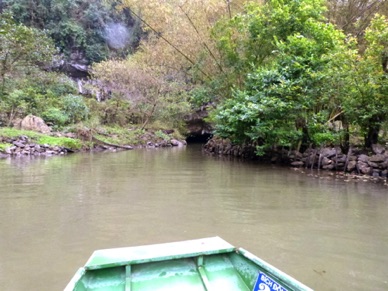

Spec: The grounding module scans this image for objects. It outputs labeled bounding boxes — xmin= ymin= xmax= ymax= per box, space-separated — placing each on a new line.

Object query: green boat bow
xmin=65 ymin=237 xmax=313 ymax=291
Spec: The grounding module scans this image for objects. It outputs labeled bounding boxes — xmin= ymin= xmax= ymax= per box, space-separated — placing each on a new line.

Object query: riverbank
xmin=203 ymin=137 xmax=388 ymax=181
xmin=2 ymin=126 xmax=387 ymax=186
xmin=0 ymin=127 xmax=186 ymax=159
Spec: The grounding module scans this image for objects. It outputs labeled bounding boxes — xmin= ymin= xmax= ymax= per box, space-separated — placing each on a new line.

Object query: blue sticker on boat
xmin=253 ymin=272 xmax=288 ymax=291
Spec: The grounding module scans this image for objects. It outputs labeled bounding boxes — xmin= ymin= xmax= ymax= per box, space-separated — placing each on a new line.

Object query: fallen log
xmin=92 ymin=136 xmax=133 ymax=150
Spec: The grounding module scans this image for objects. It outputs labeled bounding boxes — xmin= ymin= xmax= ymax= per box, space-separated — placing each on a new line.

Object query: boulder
xmin=357 ymin=162 xmax=371 ymax=174
xmin=291 ymin=161 xmax=304 ymax=167
xmin=170 ymin=139 xmax=186 ymax=147
xmin=322 ymin=164 xmax=335 ymax=170
xmin=372 ymin=169 xmax=381 ymax=177
xmin=11 ymin=118 xmax=23 ymax=129
xmin=372 ymin=144 xmax=385 ymax=155
xmin=368 ymin=161 xmax=380 ymax=168
xmin=321 ymin=156 xmax=332 ymax=166
xmin=369 ymin=154 xmax=386 ymax=163
xmin=348 ymin=155 xmax=358 ymax=161
xmin=358 ymin=154 xmax=369 ymax=163
xmin=333 ymin=154 xmax=346 ymax=163
xmin=347 ymin=160 xmax=357 ymax=172
xmin=12 ymin=141 xmax=25 ymax=148
xmin=320 ymin=147 xmax=338 ymax=158
xmin=0 ymin=153 xmax=9 ymax=159
xmin=20 ymin=115 xmax=51 ymax=134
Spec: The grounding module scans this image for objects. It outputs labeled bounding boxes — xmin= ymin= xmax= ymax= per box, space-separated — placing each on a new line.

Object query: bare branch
xmin=128 ymin=8 xmax=210 ymax=81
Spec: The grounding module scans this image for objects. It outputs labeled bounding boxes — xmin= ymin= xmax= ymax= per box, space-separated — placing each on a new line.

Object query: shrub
xmin=37 ymin=136 xmax=83 ymax=150
xmin=42 ymin=108 xmax=69 ymax=127
xmin=62 ymin=95 xmax=90 ymax=123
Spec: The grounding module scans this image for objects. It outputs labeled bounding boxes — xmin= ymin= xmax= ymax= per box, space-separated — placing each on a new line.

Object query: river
xmin=0 ymin=145 xmax=387 ymax=290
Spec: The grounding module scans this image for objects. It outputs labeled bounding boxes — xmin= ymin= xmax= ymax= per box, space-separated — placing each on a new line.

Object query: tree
xmin=92 ymin=55 xmax=190 ymax=129
xmin=332 ymin=14 xmax=388 ymax=147
xmin=119 ymin=0 xmax=249 ymax=85
xmin=212 ymin=0 xmax=348 ymax=154
xmin=86 ymin=0 xmax=247 ymax=125
xmin=0 ymin=13 xmax=54 ymax=95
xmin=3 ymin=0 xmax=140 ymax=63
xmin=211 ymin=0 xmax=328 ymax=91
xmin=0 ymin=13 xmax=90 ymax=127
xmin=326 ymin=0 xmax=388 ymax=38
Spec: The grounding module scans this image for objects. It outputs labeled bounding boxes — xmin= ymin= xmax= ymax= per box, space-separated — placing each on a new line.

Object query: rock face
xmin=52 ymin=50 xmax=90 ymax=79
xmin=185 ymin=107 xmax=213 ymax=140
xmin=18 ymin=115 xmax=51 ymax=134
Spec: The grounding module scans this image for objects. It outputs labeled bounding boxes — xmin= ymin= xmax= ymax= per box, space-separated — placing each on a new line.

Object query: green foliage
xmin=0 ymin=13 xmax=55 ymax=94
xmin=210 ymin=0 xmax=329 ymax=97
xmin=311 ymin=132 xmax=339 ymax=146
xmin=93 ymin=126 xmax=145 ymax=146
xmin=92 ymin=57 xmax=191 ymax=129
xmin=53 ymin=20 xmax=86 ymax=52
xmin=0 ymin=14 xmax=86 ymax=127
xmin=86 ymin=98 xmax=133 ymax=126
xmin=41 ymin=108 xmax=69 ymax=126
xmin=1 ymin=0 xmax=385 ymax=152
xmin=3 ymin=0 xmax=139 ymax=63
xmin=37 ymin=135 xmax=82 ymax=149
xmin=155 ymin=130 xmax=171 ymax=141
xmin=153 ymin=92 xmax=191 ymax=130
xmin=213 ymin=85 xmax=304 ymax=150
xmin=40 ymin=94 xmax=90 ymax=128
xmin=0 ymin=142 xmax=12 ymax=152
xmin=62 ymin=95 xmax=89 ymax=124
xmin=212 ymin=0 xmax=349 ymax=153
xmin=189 ymin=86 xmax=214 ymax=108
xmin=329 ymin=14 xmax=388 ymax=147
xmin=0 ymin=66 xmax=89 ymax=128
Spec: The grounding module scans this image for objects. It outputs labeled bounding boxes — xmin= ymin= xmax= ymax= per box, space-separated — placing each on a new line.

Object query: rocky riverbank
xmin=0 ymin=114 xmax=187 ymax=158
xmin=203 ymin=137 xmax=388 ymax=179
xmin=0 ymin=135 xmax=70 ymax=158
xmin=0 ymin=131 xmax=187 ymax=159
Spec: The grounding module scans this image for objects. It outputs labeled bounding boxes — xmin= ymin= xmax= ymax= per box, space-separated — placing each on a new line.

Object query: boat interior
xmin=73 ymin=252 xmax=260 ymax=291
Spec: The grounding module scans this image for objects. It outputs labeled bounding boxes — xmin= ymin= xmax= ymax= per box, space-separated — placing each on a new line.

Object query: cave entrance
xmin=186 ymin=133 xmax=213 ymax=144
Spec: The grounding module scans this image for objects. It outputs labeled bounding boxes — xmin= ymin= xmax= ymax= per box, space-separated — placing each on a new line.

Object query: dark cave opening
xmin=186 ymin=133 xmax=213 ymax=144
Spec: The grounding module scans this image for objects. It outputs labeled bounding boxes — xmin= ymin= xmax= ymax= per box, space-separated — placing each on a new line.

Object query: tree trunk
xmin=140 ymin=103 xmax=157 ymax=130
xmin=341 ymin=118 xmax=350 ymax=152
xmin=364 ymin=124 xmax=380 ymax=148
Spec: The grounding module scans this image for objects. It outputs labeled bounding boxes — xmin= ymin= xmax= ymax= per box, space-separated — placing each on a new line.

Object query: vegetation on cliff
xmin=0 ymin=0 xmax=387 ymax=156
xmin=2 ymin=0 xmax=139 ymax=63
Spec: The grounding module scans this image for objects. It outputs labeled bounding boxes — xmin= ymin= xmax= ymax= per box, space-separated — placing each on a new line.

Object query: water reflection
xmin=0 ymin=146 xmax=387 ymax=290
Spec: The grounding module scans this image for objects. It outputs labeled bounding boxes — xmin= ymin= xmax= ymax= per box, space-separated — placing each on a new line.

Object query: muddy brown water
xmin=0 ymin=145 xmax=387 ymax=290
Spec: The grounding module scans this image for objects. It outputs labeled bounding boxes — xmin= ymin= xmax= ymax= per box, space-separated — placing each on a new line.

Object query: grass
xmin=0 ymin=128 xmax=83 ymax=150
xmin=155 ymin=130 xmax=171 ymax=141
xmin=93 ymin=126 xmax=146 ymax=146
xmin=93 ymin=124 xmax=186 ymax=147
xmin=0 ymin=143 xmax=12 ymax=152
xmin=0 ymin=128 xmax=41 ymax=139
xmin=37 ymin=136 xmax=82 ymax=149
